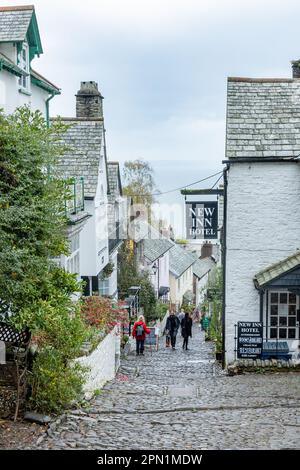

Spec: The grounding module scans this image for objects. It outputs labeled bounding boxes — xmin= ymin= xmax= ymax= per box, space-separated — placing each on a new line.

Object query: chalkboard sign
xmin=144 ymin=327 xmax=157 ymax=346
xmin=237 ymin=321 xmax=263 ymax=359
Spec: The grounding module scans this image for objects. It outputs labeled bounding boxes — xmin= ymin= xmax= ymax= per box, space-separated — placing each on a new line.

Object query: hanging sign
xmin=237 ymin=321 xmax=263 ymax=359
xmin=185 ymin=201 xmax=218 ymax=239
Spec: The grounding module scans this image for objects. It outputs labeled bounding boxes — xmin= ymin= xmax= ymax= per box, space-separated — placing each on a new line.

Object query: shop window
xmin=269 ymin=291 xmax=298 ymax=340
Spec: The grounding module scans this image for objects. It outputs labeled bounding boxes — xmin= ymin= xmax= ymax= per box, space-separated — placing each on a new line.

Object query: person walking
xmin=201 ymin=313 xmax=210 ymax=333
xmin=177 ymin=308 xmax=185 ymax=324
xmin=181 ymin=312 xmax=193 ymax=350
xmin=132 ymin=315 xmax=150 ymax=356
xmin=165 ymin=311 xmax=180 ymax=350
xmin=192 ymin=308 xmax=200 ymax=323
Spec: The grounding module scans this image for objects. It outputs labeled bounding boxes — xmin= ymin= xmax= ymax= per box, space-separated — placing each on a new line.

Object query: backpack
xmin=136 ymin=324 xmax=144 ymax=337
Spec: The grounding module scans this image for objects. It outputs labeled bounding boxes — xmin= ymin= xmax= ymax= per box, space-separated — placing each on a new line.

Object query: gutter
xmin=221 ymin=164 xmax=229 ymax=369
xmin=222 ymin=157 xmax=298 ymax=164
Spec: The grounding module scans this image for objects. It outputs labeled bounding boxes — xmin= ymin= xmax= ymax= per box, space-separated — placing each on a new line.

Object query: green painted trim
xmin=27 ymin=11 xmax=43 ymax=61
xmin=31 ymin=75 xmax=60 ymax=95
xmin=0 ymin=59 xmax=25 ymax=78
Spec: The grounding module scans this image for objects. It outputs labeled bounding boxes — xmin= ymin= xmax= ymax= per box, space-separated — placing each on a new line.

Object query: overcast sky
xmin=3 ymin=0 xmax=300 ymax=193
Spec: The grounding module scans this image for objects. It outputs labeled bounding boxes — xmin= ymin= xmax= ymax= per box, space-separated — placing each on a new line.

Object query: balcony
xmin=65 ymin=177 xmax=85 ymax=215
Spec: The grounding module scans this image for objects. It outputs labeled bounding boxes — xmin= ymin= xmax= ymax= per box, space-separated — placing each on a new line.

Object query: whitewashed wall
xmin=169 ymin=265 xmax=194 ymax=307
xmin=0 ymin=43 xmax=48 ymax=116
xmin=74 ymin=325 xmax=120 ymax=399
xmin=225 ymin=162 xmax=300 ymax=364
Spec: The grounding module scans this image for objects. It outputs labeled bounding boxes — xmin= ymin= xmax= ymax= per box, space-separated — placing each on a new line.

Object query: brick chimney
xmin=291 ymin=60 xmax=300 ymax=79
xmin=75 ymin=81 xmax=103 ymax=118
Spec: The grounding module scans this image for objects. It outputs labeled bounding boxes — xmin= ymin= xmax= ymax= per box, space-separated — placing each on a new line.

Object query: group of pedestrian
xmin=132 ymin=307 xmax=209 ymax=356
xmin=165 ymin=309 xmax=193 ymax=350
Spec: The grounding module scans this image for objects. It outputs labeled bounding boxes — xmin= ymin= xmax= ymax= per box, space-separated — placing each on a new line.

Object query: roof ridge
xmin=228 ymin=77 xmax=294 ymax=83
xmin=0 ymin=5 xmax=34 ymax=11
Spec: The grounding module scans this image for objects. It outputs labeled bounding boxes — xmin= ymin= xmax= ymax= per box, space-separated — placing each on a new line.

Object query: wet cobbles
xmin=25 ymin=327 xmax=300 ymax=449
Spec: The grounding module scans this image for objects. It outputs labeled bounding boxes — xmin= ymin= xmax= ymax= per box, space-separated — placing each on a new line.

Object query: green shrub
xmin=29 ymin=348 xmax=87 ymax=414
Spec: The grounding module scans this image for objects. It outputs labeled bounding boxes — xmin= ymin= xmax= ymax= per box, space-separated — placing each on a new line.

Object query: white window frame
xmin=18 ymin=42 xmax=30 ymax=93
xmin=268 ymin=290 xmax=299 ymax=341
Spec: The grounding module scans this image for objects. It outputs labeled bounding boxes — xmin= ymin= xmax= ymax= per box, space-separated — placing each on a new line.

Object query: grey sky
xmin=3 ymin=0 xmax=300 ymax=187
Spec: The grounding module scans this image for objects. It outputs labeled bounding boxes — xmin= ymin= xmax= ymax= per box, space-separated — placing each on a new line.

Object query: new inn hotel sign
xmin=185 ymin=201 xmax=218 ymax=240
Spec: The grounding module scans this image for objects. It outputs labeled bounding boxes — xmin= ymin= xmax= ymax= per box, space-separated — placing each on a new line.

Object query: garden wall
xmin=74 ymin=325 xmax=120 ymax=399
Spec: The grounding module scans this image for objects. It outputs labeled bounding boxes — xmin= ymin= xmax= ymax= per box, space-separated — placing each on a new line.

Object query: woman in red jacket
xmin=132 ymin=315 xmax=151 ymax=356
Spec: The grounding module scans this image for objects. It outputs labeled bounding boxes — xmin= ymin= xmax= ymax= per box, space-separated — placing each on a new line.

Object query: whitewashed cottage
xmin=54 ymin=81 xmax=110 ymax=295
xmin=224 ymin=62 xmax=300 ymax=365
xmin=0 ymin=5 xmax=60 ymax=119
xmin=99 ymin=161 xmax=128 ymax=299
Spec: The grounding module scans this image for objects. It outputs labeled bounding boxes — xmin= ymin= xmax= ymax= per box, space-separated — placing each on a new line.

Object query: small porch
xmin=254 ymin=251 xmax=300 ymax=359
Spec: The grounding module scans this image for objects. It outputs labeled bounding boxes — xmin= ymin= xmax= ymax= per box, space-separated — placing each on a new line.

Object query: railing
xmin=65 ymin=177 xmax=85 ymax=215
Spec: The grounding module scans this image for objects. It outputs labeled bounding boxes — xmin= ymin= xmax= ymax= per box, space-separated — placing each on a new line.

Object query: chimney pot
xmin=291 ymin=60 xmax=300 ymax=79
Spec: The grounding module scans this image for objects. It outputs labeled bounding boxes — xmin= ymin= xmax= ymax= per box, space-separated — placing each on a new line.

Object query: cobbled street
xmin=29 ymin=326 xmax=300 ymax=450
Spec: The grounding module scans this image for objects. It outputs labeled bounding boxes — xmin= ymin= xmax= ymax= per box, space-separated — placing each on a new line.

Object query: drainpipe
xmin=46 ymin=92 xmax=55 ymax=128
xmin=221 ymin=164 xmax=229 ymax=369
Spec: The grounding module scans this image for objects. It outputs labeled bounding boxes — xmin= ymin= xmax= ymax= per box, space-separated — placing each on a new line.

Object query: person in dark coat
xmin=132 ymin=315 xmax=151 ymax=356
xmin=165 ymin=311 xmax=180 ymax=350
xmin=181 ymin=312 xmax=193 ymax=350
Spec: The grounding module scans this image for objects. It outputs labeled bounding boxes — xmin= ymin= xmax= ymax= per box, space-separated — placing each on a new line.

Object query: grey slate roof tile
xmin=254 ymin=250 xmax=300 ymax=287
xmin=144 ymin=238 xmax=173 ymax=263
xmin=54 ymin=119 xmax=104 ymax=198
xmin=226 ymin=78 xmax=300 ymax=158
xmin=0 ymin=8 xmax=33 ymax=42
xmin=169 ymin=244 xmax=197 ymax=278
xmin=193 ymin=257 xmax=216 ymax=279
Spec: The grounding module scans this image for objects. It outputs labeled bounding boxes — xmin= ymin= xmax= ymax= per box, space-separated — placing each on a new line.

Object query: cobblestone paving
xmin=32 ymin=327 xmax=300 ymax=449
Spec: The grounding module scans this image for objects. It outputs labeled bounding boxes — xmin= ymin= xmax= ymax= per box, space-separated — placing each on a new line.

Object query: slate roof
xmin=0 ymin=6 xmax=34 ymax=42
xmin=226 ymin=77 xmax=300 ymax=159
xmin=53 ymin=118 xmax=104 ymax=198
xmin=169 ymin=244 xmax=196 ymax=278
xmin=254 ymin=251 xmax=300 ymax=287
xmin=107 ymin=162 xmax=122 ymax=201
xmin=144 ymin=238 xmax=174 ymax=263
xmin=193 ymin=257 xmax=216 ymax=279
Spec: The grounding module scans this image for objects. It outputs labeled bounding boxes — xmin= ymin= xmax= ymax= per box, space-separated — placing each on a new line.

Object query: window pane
xmin=270 ymin=317 xmax=278 ymax=326
xmin=289 ymin=293 xmax=296 ymax=304
xmin=279 ymin=317 xmax=287 ymax=326
xmin=289 ymin=305 xmax=296 ymax=315
xmin=271 ymin=293 xmax=278 ymax=303
xmin=288 ymin=317 xmax=296 ymax=327
xmin=288 ymin=329 xmax=296 ymax=339
xmin=271 ymin=305 xmax=278 ymax=315
xmin=280 ymin=293 xmax=287 ymax=304
xmin=270 ymin=328 xmax=277 ymax=339
xmin=279 ymin=328 xmax=287 ymax=339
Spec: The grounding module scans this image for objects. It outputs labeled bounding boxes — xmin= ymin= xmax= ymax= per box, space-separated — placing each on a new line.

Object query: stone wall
xmin=74 ymin=325 xmax=120 ymax=400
